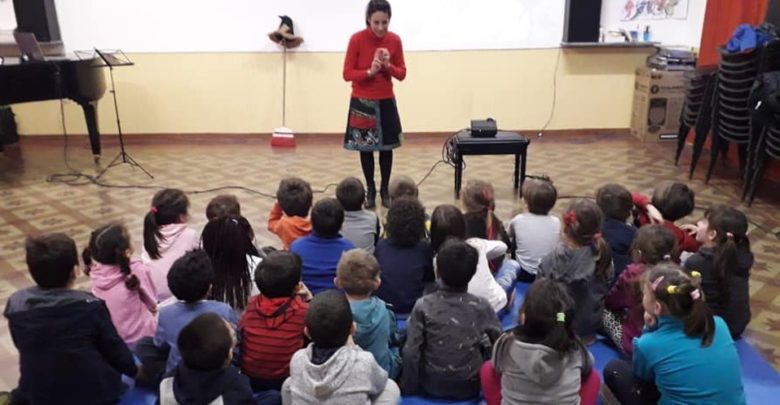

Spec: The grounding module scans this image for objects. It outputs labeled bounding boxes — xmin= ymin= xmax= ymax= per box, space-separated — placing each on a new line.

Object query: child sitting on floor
xmin=401 ymin=239 xmax=502 ymax=400
xmin=336 ymin=248 xmax=401 ymax=379
xmin=83 ymin=222 xmax=157 ymax=348
xmin=539 ymin=199 xmax=614 ymax=345
xmin=241 ymin=251 xmax=310 ymax=392
xmin=685 ymin=205 xmax=753 ymax=339
xmin=6 ymin=233 xmax=141 ymax=404
xmin=603 ymin=264 xmax=745 ymax=404
xmin=160 ymin=313 xmax=281 ymax=405
xmin=603 ymin=225 xmax=676 ymax=358
xmin=596 ymin=183 xmax=637 ymax=277
xmin=291 ymin=198 xmax=355 ymax=294
xmin=482 ymin=279 xmax=597 ymax=405
xmin=374 ymin=197 xmax=434 ymax=316
xmin=283 ymin=290 xmax=400 ymax=404
xmin=142 ymin=188 xmax=201 ymax=301
xmin=508 ymin=177 xmax=560 ymax=283
xmin=268 ymin=177 xmax=313 ymax=249
xmin=337 ymin=177 xmax=381 ymax=253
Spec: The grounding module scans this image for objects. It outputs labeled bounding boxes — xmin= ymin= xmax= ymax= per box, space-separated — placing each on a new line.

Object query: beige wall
xmin=11 ymin=48 xmax=653 ymax=135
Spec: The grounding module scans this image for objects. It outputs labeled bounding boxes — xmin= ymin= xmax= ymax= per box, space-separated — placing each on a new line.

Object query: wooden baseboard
xmin=15 ymin=128 xmax=631 ymax=146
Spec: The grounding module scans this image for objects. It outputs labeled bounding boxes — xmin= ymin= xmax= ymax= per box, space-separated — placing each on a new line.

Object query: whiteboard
xmin=48 ymin=0 xmax=565 ymax=53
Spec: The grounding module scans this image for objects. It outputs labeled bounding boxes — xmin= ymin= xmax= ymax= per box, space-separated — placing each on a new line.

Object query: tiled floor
xmin=1 ymin=132 xmax=779 ymax=390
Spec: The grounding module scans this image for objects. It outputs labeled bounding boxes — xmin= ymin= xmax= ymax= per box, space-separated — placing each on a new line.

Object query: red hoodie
xmin=631 ymin=192 xmax=700 ymax=253
xmin=240 ymin=294 xmax=308 ymax=379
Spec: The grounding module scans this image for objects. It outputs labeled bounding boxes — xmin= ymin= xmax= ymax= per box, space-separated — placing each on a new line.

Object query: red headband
xmin=563 ymin=211 xmax=577 ymax=226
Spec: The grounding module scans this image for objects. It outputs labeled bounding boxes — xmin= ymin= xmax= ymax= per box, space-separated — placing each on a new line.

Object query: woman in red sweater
xmin=343 ymin=0 xmax=407 ymax=209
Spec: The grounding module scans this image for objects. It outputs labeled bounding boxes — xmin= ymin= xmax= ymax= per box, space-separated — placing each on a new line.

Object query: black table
xmin=453 ymin=130 xmax=530 ymax=198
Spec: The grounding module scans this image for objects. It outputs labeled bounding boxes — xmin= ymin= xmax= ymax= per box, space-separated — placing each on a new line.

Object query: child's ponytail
xmin=143 ymin=189 xmax=190 ymax=260
xmin=143 ymin=208 xmax=161 ymax=260
xmin=117 ymin=248 xmax=139 ymax=291
xmin=706 ymin=206 xmax=750 ymax=305
xmin=646 ymin=264 xmax=715 ymax=347
xmin=513 ymin=279 xmax=580 ymax=354
xmin=593 ymin=235 xmax=613 ymax=280
xmin=82 ymin=246 xmax=93 ymax=276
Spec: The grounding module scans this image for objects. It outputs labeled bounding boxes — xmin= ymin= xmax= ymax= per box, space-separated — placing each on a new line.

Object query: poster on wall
xmin=621 ymin=0 xmax=689 ymax=21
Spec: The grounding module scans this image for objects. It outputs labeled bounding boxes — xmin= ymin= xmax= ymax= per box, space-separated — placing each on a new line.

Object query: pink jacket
xmin=89 ymin=259 xmax=158 ymax=347
xmin=141 ymin=223 xmax=201 ymax=301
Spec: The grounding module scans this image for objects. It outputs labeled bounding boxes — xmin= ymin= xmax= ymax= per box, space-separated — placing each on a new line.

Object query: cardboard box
xmin=630 ymin=67 xmax=686 ymax=141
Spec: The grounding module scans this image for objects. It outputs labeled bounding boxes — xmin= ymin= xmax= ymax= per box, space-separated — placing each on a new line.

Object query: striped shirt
xmin=240 ymin=295 xmax=308 ymax=379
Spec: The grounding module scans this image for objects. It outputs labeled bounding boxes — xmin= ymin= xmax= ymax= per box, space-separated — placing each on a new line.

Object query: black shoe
xmin=365 ymin=189 xmax=377 ymax=209
xmin=380 ymin=189 xmax=390 ymax=208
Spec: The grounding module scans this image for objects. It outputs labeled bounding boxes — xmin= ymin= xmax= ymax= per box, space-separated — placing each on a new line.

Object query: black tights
xmin=360 ymin=151 xmax=393 ymax=193
xmin=603 ymin=359 xmax=660 ymax=405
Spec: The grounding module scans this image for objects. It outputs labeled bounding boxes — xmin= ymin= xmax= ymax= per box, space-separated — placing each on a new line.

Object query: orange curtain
xmin=698 ymin=0 xmax=770 ymax=67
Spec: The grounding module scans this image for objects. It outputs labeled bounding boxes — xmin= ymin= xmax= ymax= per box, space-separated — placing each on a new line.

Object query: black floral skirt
xmin=343 ymin=97 xmax=403 ymax=152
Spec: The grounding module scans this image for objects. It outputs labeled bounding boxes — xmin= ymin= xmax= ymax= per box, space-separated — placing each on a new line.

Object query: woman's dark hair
xmin=143 ymin=188 xmax=189 ymax=260
xmin=705 ymin=205 xmax=750 ymax=305
xmin=83 ymin=222 xmax=138 ymax=291
xmin=201 ymin=215 xmax=259 ymax=310
xmin=562 ymin=199 xmax=613 ymax=280
xmin=386 ymin=196 xmax=426 ymax=248
xmin=430 ymin=204 xmax=466 ymax=253
xmin=514 ymin=278 xmax=582 ymax=354
xmin=365 ymin=0 xmax=392 ymax=25
xmin=644 ymin=263 xmax=715 ymax=347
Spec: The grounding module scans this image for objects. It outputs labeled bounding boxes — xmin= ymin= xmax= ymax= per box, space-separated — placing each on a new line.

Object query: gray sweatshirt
xmin=342 ymin=210 xmax=381 ymax=254
xmin=538 ymin=243 xmax=613 ymax=338
xmin=492 ymin=332 xmax=592 ymax=405
xmin=283 ymin=344 xmax=397 ymax=405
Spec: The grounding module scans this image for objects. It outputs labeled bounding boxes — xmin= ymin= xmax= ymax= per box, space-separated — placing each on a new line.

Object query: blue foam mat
xmin=121 ymin=282 xmax=780 ymax=405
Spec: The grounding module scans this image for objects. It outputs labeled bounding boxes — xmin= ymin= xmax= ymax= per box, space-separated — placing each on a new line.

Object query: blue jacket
xmin=155 ymin=300 xmax=239 ymax=374
xmin=633 ymin=316 xmax=745 ymax=405
xmin=374 ymin=238 xmax=435 ymax=315
xmin=349 ymin=296 xmax=401 ymax=379
xmin=602 ymin=218 xmax=637 ymax=277
xmin=291 ymin=234 xmax=354 ymax=294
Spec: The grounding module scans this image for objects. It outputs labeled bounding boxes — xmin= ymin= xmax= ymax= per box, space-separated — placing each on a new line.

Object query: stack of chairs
xmin=744 ymin=107 xmax=780 ymax=205
xmin=742 ymin=39 xmax=780 ymax=205
xmin=675 ymin=67 xmax=717 ymax=179
xmin=704 ymin=47 xmax=761 ymax=183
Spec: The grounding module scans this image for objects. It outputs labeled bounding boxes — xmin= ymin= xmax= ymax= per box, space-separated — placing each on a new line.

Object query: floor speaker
xmin=563 ymin=0 xmax=603 ymax=43
xmin=12 ymin=0 xmax=61 ymax=42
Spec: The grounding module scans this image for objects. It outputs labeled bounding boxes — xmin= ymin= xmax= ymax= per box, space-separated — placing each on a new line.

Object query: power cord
xmin=538 ymin=47 xmax=562 ymax=138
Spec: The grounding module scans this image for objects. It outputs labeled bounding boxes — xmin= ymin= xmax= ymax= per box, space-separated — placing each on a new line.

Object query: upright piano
xmin=0 ymin=57 xmax=107 ymax=157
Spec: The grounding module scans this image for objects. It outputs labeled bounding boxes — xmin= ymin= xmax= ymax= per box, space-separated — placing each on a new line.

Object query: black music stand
xmin=82 ymin=49 xmax=152 ymax=179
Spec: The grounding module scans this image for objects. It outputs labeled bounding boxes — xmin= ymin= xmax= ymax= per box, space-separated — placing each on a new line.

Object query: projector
xmin=470 ymin=118 xmax=497 ymax=137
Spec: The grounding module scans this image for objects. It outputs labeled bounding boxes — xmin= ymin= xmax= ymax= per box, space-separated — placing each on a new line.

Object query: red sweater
xmin=240 ymin=295 xmax=308 ymax=380
xmin=631 ymin=192 xmax=700 ymax=253
xmin=343 ymin=28 xmax=406 ymax=100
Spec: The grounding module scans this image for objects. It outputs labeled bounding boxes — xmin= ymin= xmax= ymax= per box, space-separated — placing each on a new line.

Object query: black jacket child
xmin=684 ymin=246 xmax=753 ymax=339
xmin=4 ymin=287 xmax=137 ymax=405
